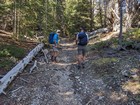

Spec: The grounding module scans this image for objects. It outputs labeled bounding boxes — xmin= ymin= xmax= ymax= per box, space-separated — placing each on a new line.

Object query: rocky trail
xmin=0 ymin=37 xmax=140 ymax=105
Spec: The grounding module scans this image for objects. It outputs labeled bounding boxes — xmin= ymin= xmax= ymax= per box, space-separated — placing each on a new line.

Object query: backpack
xmin=78 ymin=32 xmax=88 ymax=46
xmin=48 ymin=32 xmax=55 ymax=44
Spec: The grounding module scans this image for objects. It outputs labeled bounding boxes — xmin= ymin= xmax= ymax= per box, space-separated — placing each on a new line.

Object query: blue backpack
xmin=49 ymin=32 xmax=55 ymax=44
xmin=78 ymin=32 xmax=88 ymax=46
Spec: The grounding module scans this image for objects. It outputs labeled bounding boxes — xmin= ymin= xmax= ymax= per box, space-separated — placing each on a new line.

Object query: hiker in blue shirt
xmin=53 ymin=32 xmax=59 ymax=44
xmin=51 ymin=30 xmax=60 ymax=63
xmin=76 ymin=27 xmax=89 ymax=69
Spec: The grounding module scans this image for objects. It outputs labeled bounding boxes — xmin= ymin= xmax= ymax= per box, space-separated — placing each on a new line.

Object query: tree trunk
xmin=13 ymin=0 xmax=17 ymax=37
xmin=119 ymin=0 xmax=123 ymax=46
xmin=90 ymin=0 xmax=94 ymax=31
xmin=60 ymin=0 xmax=65 ymax=36
xmin=99 ymin=0 xmax=103 ymax=27
xmin=17 ymin=7 xmax=20 ymax=39
xmin=44 ymin=0 xmax=48 ymax=33
xmin=104 ymin=0 xmax=107 ymax=27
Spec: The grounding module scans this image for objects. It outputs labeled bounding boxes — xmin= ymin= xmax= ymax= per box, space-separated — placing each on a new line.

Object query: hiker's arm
xmin=86 ymin=33 xmax=89 ymax=43
xmin=75 ymin=34 xmax=78 ymax=45
xmin=54 ymin=40 xmax=57 ymax=46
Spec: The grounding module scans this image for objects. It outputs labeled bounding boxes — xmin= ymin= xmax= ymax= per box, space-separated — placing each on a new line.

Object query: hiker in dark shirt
xmin=76 ymin=27 xmax=89 ymax=69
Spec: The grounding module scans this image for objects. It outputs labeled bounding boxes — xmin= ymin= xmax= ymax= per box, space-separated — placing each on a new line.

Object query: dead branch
xmin=29 ymin=60 xmax=38 ymax=73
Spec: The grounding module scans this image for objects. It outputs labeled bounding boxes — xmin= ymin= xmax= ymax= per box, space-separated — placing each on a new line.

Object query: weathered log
xmin=0 ymin=43 xmax=44 ymax=95
xmin=89 ymin=28 xmax=109 ymax=36
xmin=0 ymin=30 xmax=12 ymax=35
xmin=89 ymin=28 xmax=109 ymax=40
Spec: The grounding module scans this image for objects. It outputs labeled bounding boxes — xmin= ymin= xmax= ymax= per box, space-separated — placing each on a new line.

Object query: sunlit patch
xmin=100 ymin=32 xmax=118 ymax=41
xmin=56 ymin=62 xmax=77 ymax=66
xmin=110 ymin=91 xmax=128 ymax=101
xmin=122 ymin=81 xmax=140 ymax=95
xmin=122 ymin=68 xmax=140 ymax=94
xmin=63 ymin=48 xmax=77 ymax=51
xmin=96 ymin=91 xmax=105 ymax=97
xmin=58 ymin=91 xmax=74 ymax=101
xmin=59 ymin=91 xmax=74 ymax=96
xmin=60 ymin=43 xmax=75 ymax=47
xmin=130 ymin=68 xmax=139 ymax=74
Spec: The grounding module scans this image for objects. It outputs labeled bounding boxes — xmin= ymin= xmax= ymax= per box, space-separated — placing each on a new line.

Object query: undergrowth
xmin=91 ymin=28 xmax=140 ymax=50
xmin=0 ymin=44 xmax=26 ymax=71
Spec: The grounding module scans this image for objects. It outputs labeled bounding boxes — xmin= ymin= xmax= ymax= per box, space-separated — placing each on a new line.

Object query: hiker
xmin=76 ymin=27 xmax=89 ymax=69
xmin=49 ymin=30 xmax=61 ymax=63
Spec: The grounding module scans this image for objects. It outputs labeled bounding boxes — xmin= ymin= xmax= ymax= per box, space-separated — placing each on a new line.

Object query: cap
xmin=56 ymin=30 xmax=61 ymax=33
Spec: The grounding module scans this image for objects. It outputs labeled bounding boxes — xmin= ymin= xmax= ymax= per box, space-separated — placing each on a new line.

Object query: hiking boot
xmin=82 ymin=64 xmax=85 ymax=69
xmin=77 ymin=65 xmax=81 ymax=69
xmin=54 ymin=57 xmax=57 ymax=63
xmin=51 ymin=56 xmax=54 ymax=62
xmin=81 ymin=63 xmax=85 ymax=68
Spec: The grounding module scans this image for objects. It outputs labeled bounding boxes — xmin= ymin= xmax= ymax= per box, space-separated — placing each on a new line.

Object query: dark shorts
xmin=78 ymin=45 xmax=87 ymax=56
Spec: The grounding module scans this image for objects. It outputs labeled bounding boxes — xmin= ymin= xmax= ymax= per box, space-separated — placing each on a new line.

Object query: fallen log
xmin=89 ymin=33 xmax=100 ymax=40
xmin=0 ymin=43 xmax=44 ymax=95
xmin=89 ymin=28 xmax=109 ymax=36
xmin=88 ymin=28 xmax=109 ymax=40
xmin=0 ymin=30 xmax=13 ymax=35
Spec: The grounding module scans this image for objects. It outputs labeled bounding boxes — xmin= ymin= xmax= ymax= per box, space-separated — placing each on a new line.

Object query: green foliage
xmin=0 ymin=0 xmax=95 ymax=38
xmin=72 ymin=0 xmax=91 ymax=32
xmin=0 ymin=58 xmax=15 ymax=70
xmin=1 ymin=0 xmax=140 ymax=38
xmin=0 ymin=44 xmax=26 ymax=70
xmin=121 ymin=28 xmax=140 ymax=49
xmin=124 ymin=28 xmax=140 ymax=39
xmin=0 ymin=44 xmax=26 ymax=58
xmin=93 ymin=58 xmax=119 ymax=66
xmin=91 ymin=28 xmax=140 ymax=50
xmin=91 ymin=40 xmax=113 ymax=50
xmin=121 ymin=40 xmax=134 ymax=46
xmin=134 ymin=95 xmax=140 ymax=102
xmin=0 ymin=49 xmax=10 ymax=57
xmin=93 ymin=41 xmax=107 ymax=49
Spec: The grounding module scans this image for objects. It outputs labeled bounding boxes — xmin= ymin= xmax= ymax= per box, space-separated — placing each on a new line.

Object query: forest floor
xmin=0 ymin=33 xmax=140 ymax=105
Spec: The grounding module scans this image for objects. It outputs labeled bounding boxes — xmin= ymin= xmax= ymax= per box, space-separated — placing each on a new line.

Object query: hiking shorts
xmin=52 ymin=44 xmax=59 ymax=52
xmin=78 ymin=45 xmax=87 ymax=56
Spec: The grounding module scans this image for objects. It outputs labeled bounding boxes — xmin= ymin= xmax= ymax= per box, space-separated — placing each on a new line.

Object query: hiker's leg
xmin=77 ymin=45 xmax=83 ymax=68
xmin=50 ymin=49 xmax=54 ymax=61
xmin=81 ymin=46 xmax=87 ymax=68
xmin=51 ymin=54 xmax=54 ymax=61
xmin=54 ymin=51 xmax=58 ymax=62
xmin=78 ymin=55 xmax=82 ymax=64
xmin=51 ymin=46 xmax=56 ymax=62
xmin=83 ymin=46 xmax=87 ymax=61
xmin=77 ymin=55 xmax=82 ymax=69
xmin=53 ymin=48 xmax=59 ymax=62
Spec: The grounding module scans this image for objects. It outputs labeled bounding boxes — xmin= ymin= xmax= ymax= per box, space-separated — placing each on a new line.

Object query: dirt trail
xmin=0 ymin=38 xmax=139 ymax=105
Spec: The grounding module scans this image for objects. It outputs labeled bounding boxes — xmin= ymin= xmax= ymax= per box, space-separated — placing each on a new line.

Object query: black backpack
xmin=78 ymin=32 xmax=88 ymax=46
